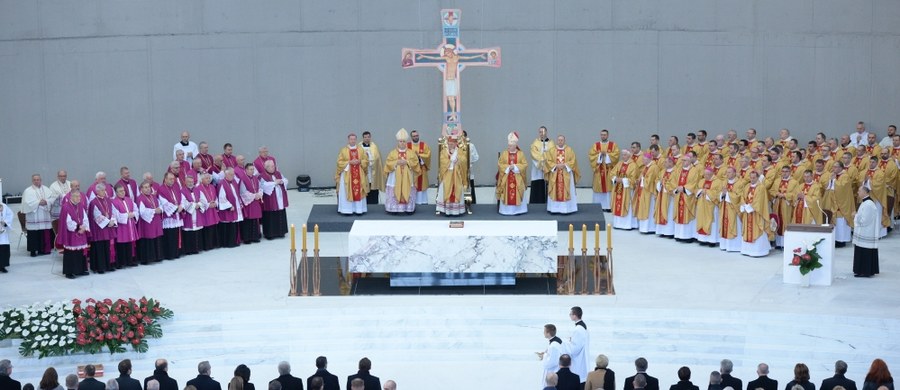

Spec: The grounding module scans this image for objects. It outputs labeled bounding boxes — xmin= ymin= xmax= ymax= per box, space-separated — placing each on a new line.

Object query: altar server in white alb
xmin=0 ymin=200 xmax=13 ymax=273
xmin=497 ymin=132 xmax=528 ymax=216
xmin=538 ymin=324 xmax=565 ymax=388
xmin=565 ymin=306 xmax=590 ymax=386
xmin=335 ymin=133 xmax=370 ymax=215
xmin=22 ymin=174 xmax=57 ymax=257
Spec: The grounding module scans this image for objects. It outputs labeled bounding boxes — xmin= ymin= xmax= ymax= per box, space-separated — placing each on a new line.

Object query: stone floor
xmin=1 ymin=188 xmax=898 ymax=389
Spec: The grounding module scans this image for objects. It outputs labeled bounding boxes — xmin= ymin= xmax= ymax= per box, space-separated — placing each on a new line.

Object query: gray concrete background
xmin=2 ymin=0 xmax=899 ymax=193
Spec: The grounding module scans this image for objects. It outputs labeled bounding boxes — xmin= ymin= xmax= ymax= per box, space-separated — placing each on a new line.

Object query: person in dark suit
xmin=306 ymin=357 xmax=338 ymax=390
xmin=346 ymin=358 xmax=380 ymax=390
xmin=821 ymin=361 xmax=857 ymax=390
xmin=233 ymin=365 xmax=255 ymax=390
xmin=143 ymin=359 xmax=179 ymax=390
xmin=544 ymin=373 xmax=559 ymax=390
xmin=709 ymin=371 xmax=725 ymax=390
xmin=556 ymin=354 xmax=581 ymax=390
xmin=784 ymin=363 xmax=815 ymax=390
xmin=116 ymin=360 xmax=143 ymax=390
xmin=625 ymin=358 xmax=661 ymax=390
xmin=76 ymin=365 xmax=105 ymax=390
xmin=272 ymin=362 xmax=304 ymax=390
xmin=670 ymin=367 xmax=700 ymax=390
xmin=721 ymin=360 xmax=743 ymax=390
xmin=186 ymin=362 xmax=221 ymax=390
xmin=747 ymin=363 xmax=779 ymax=390
xmin=633 ymin=375 xmax=648 ymax=390
xmin=0 ymin=360 xmax=22 ymax=390
xmin=306 ymin=378 xmax=322 ymax=390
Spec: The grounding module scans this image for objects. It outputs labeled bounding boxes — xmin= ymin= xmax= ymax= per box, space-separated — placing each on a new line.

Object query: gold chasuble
xmin=695 ymin=178 xmax=719 ymax=236
xmin=439 ymin=146 xmax=468 ymax=204
xmin=716 ymin=179 xmax=744 ymax=240
xmin=363 ymin=142 xmax=385 ymax=192
xmin=788 ymin=181 xmax=823 ymax=224
xmin=824 ymin=172 xmax=855 ymax=228
xmin=545 ymin=146 xmax=580 ymax=202
xmin=497 ymin=149 xmax=528 ymax=206
xmin=335 ymin=146 xmax=370 ymax=201
xmin=589 ymin=141 xmax=619 ymax=194
xmin=654 ymin=168 xmax=675 ymax=225
xmin=611 ymin=159 xmax=639 ymax=217
xmin=769 ymin=178 xmax=793 ymax=236
xmin=408 ymin=141 xmax=432 ymax=192
xmin=741 ymin=183 xmax=771 ymax=243
xmin=384 ymin=148 xmax=420 ymax=204
xmin=633 ymin=163 xmax=660 ymax=221
xmin=668 ymin=166 xmax=700 ymax=224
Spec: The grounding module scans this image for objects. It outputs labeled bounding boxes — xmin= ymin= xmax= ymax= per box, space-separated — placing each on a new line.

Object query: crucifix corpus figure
xmin=402 ymin=9 xmax=501 ymax=126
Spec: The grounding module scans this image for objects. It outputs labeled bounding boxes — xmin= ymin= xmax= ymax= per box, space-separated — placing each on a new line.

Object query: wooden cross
xmin=402 ymin=9 xmax=501 ymax=133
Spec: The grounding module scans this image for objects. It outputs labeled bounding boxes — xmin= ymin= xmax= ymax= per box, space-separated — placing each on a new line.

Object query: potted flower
xmin=789 ymin=238 xmax=825 ymax=286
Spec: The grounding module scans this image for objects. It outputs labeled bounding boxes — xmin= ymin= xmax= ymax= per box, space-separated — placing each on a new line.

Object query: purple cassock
xmin=198 ymin=183 xmax=220 ymax=227
xmin=86 ymin=181 xmax=115 ymax=202
xmin=234 ymin=166 xmax=251 ymax=187
xmin=158 ymin=183 xmax=184 ymax=228
xmin=58 ymin=198 xmax=90 ymax=276
xmin=137 ymin=193 xmax=163 ymax=239
xmin=181 ymin=185 xmax=203 ymax=230
xmin=253 ymin=155 xmax=277 ymax=176
xmin=259 ymin=168 xmax=289 ymax=239
xmin=197 ymin=152 xmax=217 ymax=175
xmin=116 ymin=178 xmax=139 ymax=200
xmin=88 ymin=196 xmax=117 ymax=242
xmin=240 ymin=175 xmax=263 ymax=219
xmin=112 ymin=195 xmax=139 ymax=267
xmin=88 ymin=196 xmax=116 ymax=272
xmin=217 ymin=178 xmax=243 ymax=223
xmin=58 ymin=199 xmax=89 ymax=250
xmin=260 ymin=169 xmax=290 ymax=211
xmin=222 ymin=154 xmax=238 ymax=170
xmin=112 ymin=196 xmax=139 ymax=243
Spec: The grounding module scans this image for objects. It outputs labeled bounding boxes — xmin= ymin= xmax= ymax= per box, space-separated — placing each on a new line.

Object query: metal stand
xmin=579 ymin=248 xmax=588 ymax=295
xmin=593 ymin=248 xmax=601 ymax=295
xmin=300 ymin=249 xmax=309 ymax=296
xmin=312 ymin=249 xmax=321 ymax=296
xmin=289 ymin=249 xmax=298 ymax=296
xmin=607 ymin=246 xmax=616 ymax=295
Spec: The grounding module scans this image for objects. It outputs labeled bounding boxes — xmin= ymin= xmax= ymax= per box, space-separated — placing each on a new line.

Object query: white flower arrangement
xmin=0 ymin=300 xmax=77 ymax=358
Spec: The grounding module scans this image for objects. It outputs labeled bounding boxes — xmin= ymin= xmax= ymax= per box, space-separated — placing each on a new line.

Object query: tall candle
xmin=607 ymin=223 xmax=612 ymax=248
xmin=568 ymin=224 xmax=574 ymax=250
xmin=314 ymin=224 xmax=319 ymax=250
xmin=581 ymin=224 xmax=587 ymax=250
xmin=301 ymin=224 xmax=307 ymax=251
xmin=290 ymin=224 xmax=296 ymax=250
xmin=595 ymin=223 xmax=600 ymax=249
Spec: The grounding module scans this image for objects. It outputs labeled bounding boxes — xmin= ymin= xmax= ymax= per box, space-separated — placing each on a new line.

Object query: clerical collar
xmin=541 ymin=138 xmax=549 ymax=142
xmin=862 ymin=196 xmax=872 ymax=202
xmin=557 ymin=146 xmax=565 ymax=150
xmin=348 ymin=144 xmax=357 ymax=149
xmin=575 ymin=320 xmax=586 ymax=329
xmin=549 ymin=336 xmax=562 ymax=344
xmin=181 ymin=141 xmax=189 ymax=146
xmin=362 ymin=142 xmax=370 ymax=147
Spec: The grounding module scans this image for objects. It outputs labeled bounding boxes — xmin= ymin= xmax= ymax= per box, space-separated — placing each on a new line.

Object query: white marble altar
xmin=348 ymin=220 xmax=557 ymax=273
xmin=783 ymin=224 xmax=835 ymax=286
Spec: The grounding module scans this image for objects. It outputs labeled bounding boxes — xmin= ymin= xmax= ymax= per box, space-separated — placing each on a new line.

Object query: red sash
xmin=675 ymin=169 xmax=690 ymax=223
xmin=793 ymin=183 xmax=812 ymax=223
xmin=634 ymin=165 xmax=650 ymax=214
xmin=408 ymin=142 xmax=426 ymax=191
xmin=655 ymin=170 xmax=673 ymax=225
xmin=555 ymin=149 xmax=567 ymax=201
xmin=720 ymin=182 xmax=735 ymax=238
xmin=744 ymin=186 xmax=757 ymax=242
xmin=596 ymin=142 xmax=613 ymax=192
xmin=613 ymin=162 xmax=629 ymax=216
xmin=506 ymin=152 xmax=519 ymax=206
xmin=348 ymin=148 xmax=362 ymax=201
xmin=697 ymin=179 xmax=713 ymax=235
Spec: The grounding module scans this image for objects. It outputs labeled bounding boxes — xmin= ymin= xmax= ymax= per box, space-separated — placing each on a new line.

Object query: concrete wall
xmin=2 ymin=0 xmax=899 ymax=193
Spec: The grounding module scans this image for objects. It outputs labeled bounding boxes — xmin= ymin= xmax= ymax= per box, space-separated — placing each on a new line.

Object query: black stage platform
xmin=307 ymin=203 xmax=606 ymax=232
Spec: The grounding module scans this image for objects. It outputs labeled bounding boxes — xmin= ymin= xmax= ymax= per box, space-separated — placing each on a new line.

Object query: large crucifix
xmin=402 ymin=9 xmax=501 ymax=135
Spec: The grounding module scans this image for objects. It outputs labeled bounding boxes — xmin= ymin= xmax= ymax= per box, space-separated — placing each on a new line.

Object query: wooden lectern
xmin=783 ymin=224 xmax=835 ymax=286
